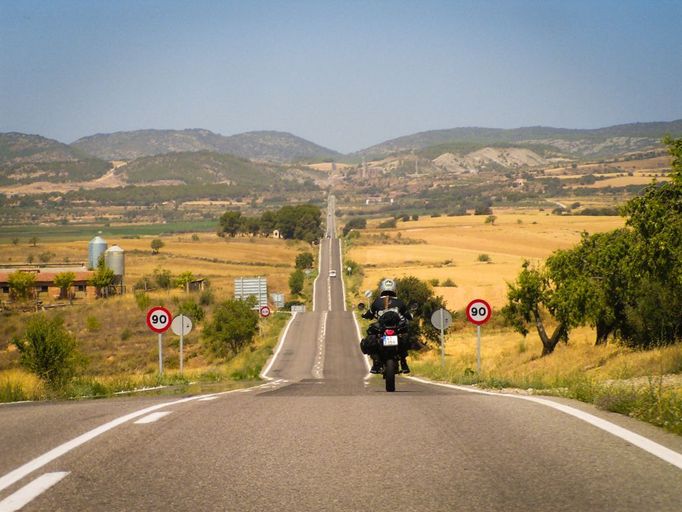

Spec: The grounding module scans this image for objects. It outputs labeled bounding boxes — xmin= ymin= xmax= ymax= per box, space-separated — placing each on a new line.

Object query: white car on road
xmin=329 ymin=270 xmax=337 ymax=278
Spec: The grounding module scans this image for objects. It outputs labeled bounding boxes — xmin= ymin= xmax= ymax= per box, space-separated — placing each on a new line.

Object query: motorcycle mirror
xmin=409 ymin=302 xmax=419 ymax=312
xmin=363 ymin=290 xmax=373 ymax=298
xmin=357 ymin=303 xmax=366 ymax=311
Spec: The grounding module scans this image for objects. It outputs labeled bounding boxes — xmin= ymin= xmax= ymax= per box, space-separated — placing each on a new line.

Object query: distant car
xmin=329 ymin=270 xmax=337 ymax=278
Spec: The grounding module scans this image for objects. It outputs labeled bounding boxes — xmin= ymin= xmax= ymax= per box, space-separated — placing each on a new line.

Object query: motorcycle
xmin=358 ymin=303 xmax=411 ymax=392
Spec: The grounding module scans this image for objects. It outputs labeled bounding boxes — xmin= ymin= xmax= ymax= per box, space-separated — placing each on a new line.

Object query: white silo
xmin=88 ymin=235 xmax=108 ymax=269
xmin=104 ymin=245 xmax=125 ymax=277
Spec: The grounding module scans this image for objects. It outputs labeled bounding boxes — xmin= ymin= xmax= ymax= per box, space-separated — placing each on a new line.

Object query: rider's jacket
xmin=362 ymin=295 xmax=412 ymax=322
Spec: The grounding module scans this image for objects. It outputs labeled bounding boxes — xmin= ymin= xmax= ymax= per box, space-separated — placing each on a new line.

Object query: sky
xmin=1 ymin=0 xmax=681 ymax=153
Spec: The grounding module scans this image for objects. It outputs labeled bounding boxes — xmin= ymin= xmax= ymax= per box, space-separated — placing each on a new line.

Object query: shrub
xmin=289 ymin=269 xmax=305 ymax=295
xmin=442 ymin=278 xmax=457 ymax=287
xmin=378 ymin=218 xmax=397 ymax=229
xmin=204 ymin=299 xmax=259 ymax=357
xmin=295 ymin=252 xmax=314 ymax=270
xmin=120 ymin=328 xmax=132 ymax=341
xmin=12 ymin=314 xmax=79 ymax=389
xmin=191 ymin=234 xmax=200 ymax=241
xmin=477 ymin=254 xmax=491 ymax=263
xmin=135 ymin=292 xmax=151 ymax=311
xmin=428 ymin=278 xmax=440 ymax=287
xmin=178 ymin=299 xmax=205 ymax=323
xmin=86 ymin=315 xmax=101 ymax=332
xmin=199 ymin=289 xmax=215 ymax=306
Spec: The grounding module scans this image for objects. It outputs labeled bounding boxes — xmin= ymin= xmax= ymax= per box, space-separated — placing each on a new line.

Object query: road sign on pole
xmin=465 ymin=299 xmax=492 ymax=373
xmin=147 ymin=306 xmax=172 ymax=375
xmin=171 ymin=315 xmax=193 ymax=375
xmin=259 ymin=305 xmax=271 ymax=318
xmin=431 ymin=308 xmax=453 ymax=369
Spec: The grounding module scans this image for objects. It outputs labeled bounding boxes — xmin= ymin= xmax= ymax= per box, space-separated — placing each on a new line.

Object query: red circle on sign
xmin=259 ymin=306 xmax=271 ymax=318
xmin=147 ymin=306 xmax=172 ymax=333
xmin=466 ymin=299 xmax=492 ymax=326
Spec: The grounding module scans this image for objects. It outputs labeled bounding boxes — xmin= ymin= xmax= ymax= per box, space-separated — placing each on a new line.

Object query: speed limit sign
xmin=146 ymin=306 xmax=172 ymax=333
xmin=259 ymin=305 xmax=271 ymax=318
xmin=466 ymin=299 xmax=492 ymax=326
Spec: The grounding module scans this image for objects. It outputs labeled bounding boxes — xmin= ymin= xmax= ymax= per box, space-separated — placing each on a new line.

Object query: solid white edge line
xmin=0 ymin=384 xmax=265 ymax=494
xmin=313 ymin=236 xmax=323 ymax=313
xmin=133 ymin=411 xmax=172 ymax=424
xmin=0 ymin=471 xmax=69 ymax=512
xmin=406 ymin=376 xmax=682 ymax=471
xmin=338 ymin=238 xmax=347 ymax=312
xmin=260 ymin=312 xmax=298 ymax=381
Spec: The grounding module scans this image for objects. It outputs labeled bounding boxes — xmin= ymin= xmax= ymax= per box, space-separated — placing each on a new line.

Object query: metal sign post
xmin=465 ymin=299 xmax=492 ymax=374
xmin=147 ymin=306 xmax=172 ymax=376
xmin=431 ymin=308 xmax=453 ymax=370
xmin=171 ymin=315 xmax=193 ymax=376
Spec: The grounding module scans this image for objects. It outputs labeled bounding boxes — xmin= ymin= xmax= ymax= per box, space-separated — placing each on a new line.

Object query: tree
xmin=154 ymin=268 xmax=173 ymax=290
xmin=295 ymin=252 xmax=314 ymax=270
xmin=203 ymin=299 xmax=258 ymax=357
xmin=289 ymin=269 xmax=305 ymax=295
xmin=151 ymin=238 xmax=165 ymax=254
xmin=12 ymin=314 xmax=79 ymax=389
xmin=11 ymin=237 xmax=19 ymax=246
xmin=8 ymin=271 xmax=36 ymax=301
xmin=53 ymin=271 xmax=76 ymax=300
xmin=342 ymin=217 xmax=367 ymax=237
xmin=174 ymin=271 xmax=195 ymax=292
xmin=90 ymin=257 xmax=115 ymax=298
xmin=219 ymin=211 xmax=243 ymax=237
xmin=259 ymin=210 xmax=277 ymax=236
xmin=29 ymin=236 xmax=38 ymax=247
xmin=502 ymin=261 xmax=570 ymax=356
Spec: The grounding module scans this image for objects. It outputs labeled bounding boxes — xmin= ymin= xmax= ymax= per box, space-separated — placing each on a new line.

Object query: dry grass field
xmin=347 ymin=210 xmax=625 ymax=309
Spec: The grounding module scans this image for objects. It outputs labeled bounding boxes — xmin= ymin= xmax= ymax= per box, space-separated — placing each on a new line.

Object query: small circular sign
xmin=259 ymin=305 xmax=271 ymax=318
xmin=431 ymin=308 xmax=453 ymax=330
xmin=147 ymin=306 xmax=172 ymax=333
xmin=466 ymin=299 xmax=492 ymax=326
xmin=171 ymin=315 xmax=193 ymax=336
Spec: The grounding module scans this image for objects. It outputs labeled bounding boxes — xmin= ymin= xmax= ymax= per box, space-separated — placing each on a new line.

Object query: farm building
xmin=0 ymin=265 xmax=96 ymax=300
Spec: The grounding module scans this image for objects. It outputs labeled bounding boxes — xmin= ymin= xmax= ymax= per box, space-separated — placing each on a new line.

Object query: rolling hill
xmin=354 ymin=120 xmax=682 ymax=160
xmin=0 ymin=133 xmax=111 ymax=186
xmin=72 ymin=129 xmax=341 ymax=163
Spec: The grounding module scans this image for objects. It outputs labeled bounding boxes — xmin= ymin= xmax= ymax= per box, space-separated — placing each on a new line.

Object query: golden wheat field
xmin=347 ymin=210 xmax=625 ymax=309
xmin=1 ymin=233 xmax=307 ymax=296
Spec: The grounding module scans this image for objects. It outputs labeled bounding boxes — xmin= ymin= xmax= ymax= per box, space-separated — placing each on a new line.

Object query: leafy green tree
xmin=178 ymin=298 xmax=205 ymax=323
xmin=343 ymin=217 xmax=367 ymax=237
xmin=154 ymin=268 xmax=173 ymax=290
xmin=29 ymin=236 xmax=38 ymax=247
xmin=13 ymin=314 xmax=79 ymax=389
xmin=502 ymin=261 xmax=570 ymax=356
xmin=295 ymin=252 xmax=314 ymax=270
xmin=289 ymin=269 xmax=305 ymax=295
xmin=53 ymin=271 xmax=76 ymax=300
xmin=151 ymin=238 xmax=165 ymax=254
xmin=204 ymin=299 xmax=258 ymax=356
xmin=11 ymin=237 xmax=19 ymax=246
xmin=8 ymin=271 xmax=36 ymax=300
xmin=174 ymin=271 xmax=195 ymax=292
xmin=90 ymin=258 xmax=115 ymax=298
xmin=259 ymin=210 xmax=277 ymax=236
xmin=219 ymin=211 xmax=243 ymax=237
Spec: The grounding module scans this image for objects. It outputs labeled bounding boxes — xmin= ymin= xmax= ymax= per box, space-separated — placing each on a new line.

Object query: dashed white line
xmin=134 ymin=412 xmax=172 ymax=424
xmin=0 ymin=472 xmax=69 ymax=512
xmin=312 ymin=311 xmax=328 ymax=379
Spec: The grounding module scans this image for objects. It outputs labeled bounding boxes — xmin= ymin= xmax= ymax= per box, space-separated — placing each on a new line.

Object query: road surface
xmin=0 ymin=195 xmax=681 ymax=511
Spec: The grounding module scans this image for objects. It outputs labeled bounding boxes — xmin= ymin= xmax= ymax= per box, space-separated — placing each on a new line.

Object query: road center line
xmin=0 ymin=472 xmax=69 ymax=512
xmin=407 ymin=376 xmax=682 ymax=471
xmin=134 ymin=411 xmax=172 ymax=424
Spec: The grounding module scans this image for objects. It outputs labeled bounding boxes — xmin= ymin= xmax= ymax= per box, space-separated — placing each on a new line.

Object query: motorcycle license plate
xmin=383 ymin=335 xmax=399 ymax=346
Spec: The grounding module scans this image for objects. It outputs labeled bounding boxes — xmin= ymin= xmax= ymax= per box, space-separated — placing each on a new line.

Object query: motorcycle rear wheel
xmin=385 ymin=359 xmax=396 ymax=392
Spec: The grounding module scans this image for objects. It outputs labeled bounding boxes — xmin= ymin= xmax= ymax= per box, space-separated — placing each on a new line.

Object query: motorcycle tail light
xmin=385 ymin=329 xmax=395 ymax=335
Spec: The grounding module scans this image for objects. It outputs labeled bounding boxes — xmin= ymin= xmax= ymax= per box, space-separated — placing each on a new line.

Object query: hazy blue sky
xmin=1 ymin=0 xmax=681 ymax=152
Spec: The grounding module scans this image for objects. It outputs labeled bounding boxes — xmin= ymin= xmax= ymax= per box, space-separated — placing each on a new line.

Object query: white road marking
xmin=134 ymin=412 xmax=172 ymax=424
xmin=0 ymin=472 xmax=69 ymax=512
xmin=198 ymin=396 xmax=219 ymax=401
xmin=338 ymin=239 xmax=347 ymax=312
xmin=313 ymin=237 xmax=323 ymax=312
xmin=0 ymin=385 xmax=266 ymax=494
xmin=312 ymin=311 xmax=328 ymax=379
xmin=407 ymin=376 xmax=682 ymax=471
xmin=260 ymin=312 xmax=298 ymax=381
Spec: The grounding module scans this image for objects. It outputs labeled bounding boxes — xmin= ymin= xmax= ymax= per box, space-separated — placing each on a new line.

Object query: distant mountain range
xmin=353 ymin=120 xmax=682 ymax=160
xmin=1 ymin=119 xmax=680 ymax=189
xmin=72 ymin=129 xmax=342 ymax=163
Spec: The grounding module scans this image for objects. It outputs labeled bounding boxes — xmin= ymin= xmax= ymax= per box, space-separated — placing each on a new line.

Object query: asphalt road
xmin=1 ymin=197 xmax=681 ymax=511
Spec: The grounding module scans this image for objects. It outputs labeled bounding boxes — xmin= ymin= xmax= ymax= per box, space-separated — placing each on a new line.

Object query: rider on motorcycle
xmin=360 ymin=278 xmax=413 ymax=374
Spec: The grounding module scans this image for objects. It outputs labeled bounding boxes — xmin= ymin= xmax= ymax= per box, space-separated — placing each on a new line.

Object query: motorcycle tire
xmin=385 ymin=359 xmax=396 ymax=392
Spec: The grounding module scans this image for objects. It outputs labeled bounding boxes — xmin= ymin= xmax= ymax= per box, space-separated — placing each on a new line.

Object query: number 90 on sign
xmin=466 ymin=299 xmax=492 ymax=326
xmin=147 ymin=306 xmax=172 ymax=333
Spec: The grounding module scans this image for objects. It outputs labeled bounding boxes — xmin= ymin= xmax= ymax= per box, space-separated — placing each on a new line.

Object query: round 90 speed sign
xmin=146 ymin=306 xmax=172 ymax=333
xmin=466 ymin=299 xmax=492 ymax=326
